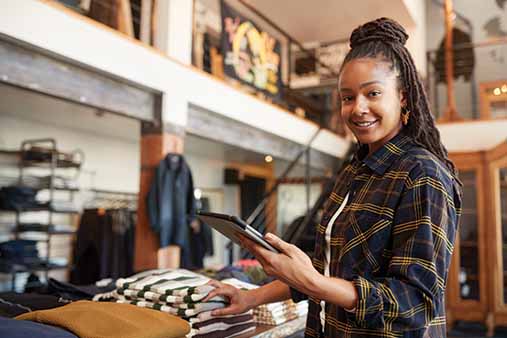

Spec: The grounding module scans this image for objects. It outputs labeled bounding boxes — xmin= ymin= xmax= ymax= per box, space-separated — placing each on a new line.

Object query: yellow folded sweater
xmin=17 ymin=300 xmax=190 ymax=338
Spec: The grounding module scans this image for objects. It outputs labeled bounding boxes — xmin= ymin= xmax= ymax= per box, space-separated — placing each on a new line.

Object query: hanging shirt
xmin=290 ymin=131 xmax=463 ymax=338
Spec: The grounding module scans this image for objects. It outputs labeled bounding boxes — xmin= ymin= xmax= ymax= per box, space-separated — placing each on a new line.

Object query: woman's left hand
xmin=240 ymin=233 xmax=321 ymax=295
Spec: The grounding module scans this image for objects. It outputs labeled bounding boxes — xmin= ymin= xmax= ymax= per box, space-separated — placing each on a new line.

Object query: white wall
xmin=0 ymin=0 xmax=349 ymax=158
xmin=403 ymin=0 xmax=427 ymax=76
xmin=0 ymin=86 xmax=141 ymax=193
xmin=438 ymin=119 xmax=507 ymax=152
xmin=185 ymin=144 xmax=240 ymax=268
xmin=154 ymin=0 xmax=194 ymax=65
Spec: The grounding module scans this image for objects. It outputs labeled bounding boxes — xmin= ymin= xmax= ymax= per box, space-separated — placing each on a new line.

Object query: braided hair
xmin=340 ymin=18 xmax=457 ymax=175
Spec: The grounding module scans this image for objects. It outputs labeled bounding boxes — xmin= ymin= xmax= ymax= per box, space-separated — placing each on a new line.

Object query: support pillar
xmin=134 ymin=120 xmax=185 ymax=271
xmin=153 ymin=0 xmax=193 ymax=65
xmin=444 ymin=0 xmax=458 ymax=120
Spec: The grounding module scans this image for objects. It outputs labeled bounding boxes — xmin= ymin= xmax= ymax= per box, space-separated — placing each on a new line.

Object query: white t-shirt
xmin=320 ymin=192 xmax=349 ymax=332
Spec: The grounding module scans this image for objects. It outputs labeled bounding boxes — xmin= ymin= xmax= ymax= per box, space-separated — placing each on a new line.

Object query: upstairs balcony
xmin=33 ymin=0 xmax=422 ymax=140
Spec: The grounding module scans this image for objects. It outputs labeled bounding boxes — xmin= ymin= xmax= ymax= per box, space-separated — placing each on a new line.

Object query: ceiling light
xmin=265 ymin=155 xmax=273 ymax=163
xmin=494 ymin=87 xmax=501 ymax=96
xmin=502 ymin=84 xmax=507 ymax=93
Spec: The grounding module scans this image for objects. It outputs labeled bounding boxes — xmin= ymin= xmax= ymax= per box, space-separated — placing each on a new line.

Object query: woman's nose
xmin=352 ymin=96 xmax=368 ymax=115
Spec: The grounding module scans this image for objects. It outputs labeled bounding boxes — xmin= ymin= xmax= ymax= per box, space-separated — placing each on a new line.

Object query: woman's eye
xmin=369 ymin=90 xmax=381 ymax=97
xmin=341 ymin=96 xmax=353 ymax=102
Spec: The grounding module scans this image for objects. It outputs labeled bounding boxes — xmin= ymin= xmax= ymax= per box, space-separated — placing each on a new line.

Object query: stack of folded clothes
xmin=187 ymin=310 xmax=255 ymax=338
xmin=222 ymin=278 xmax=308 ymax=326
xmin=94 ymin=269 xmax=256 ymax=338
xmin=109 ymin=269 xmax=225 ymax=317
xmin=0 ymin=240 xmax=42 ymax=272
xmin=253 ymin=299 xmax=308 ymax=325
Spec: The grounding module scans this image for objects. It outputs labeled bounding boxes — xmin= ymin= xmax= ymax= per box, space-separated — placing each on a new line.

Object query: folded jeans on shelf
xmin=0 ymin=186 xmax=40 ymax=210
xmin=15 ymin=223 xmax=74 ymax=233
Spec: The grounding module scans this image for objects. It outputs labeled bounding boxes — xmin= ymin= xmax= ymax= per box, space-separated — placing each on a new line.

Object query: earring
xmin=401 ymin=107 xmax=410 ymax=126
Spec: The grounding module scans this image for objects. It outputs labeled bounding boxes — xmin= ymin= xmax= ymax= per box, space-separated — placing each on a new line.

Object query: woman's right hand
xmin=204 ymin=280 xmax=257 ymax=316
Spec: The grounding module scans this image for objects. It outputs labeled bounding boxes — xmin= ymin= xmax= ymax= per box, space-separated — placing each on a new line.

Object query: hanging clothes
xmin=146 ymin=153 xmax=197 ymax=268
xmin=70 ymin=208 xmax=135 ymax=285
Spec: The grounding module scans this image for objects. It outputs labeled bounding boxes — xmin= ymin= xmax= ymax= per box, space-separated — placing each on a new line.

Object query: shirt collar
xmin=353 ymin=131 xmax=413 ymax=175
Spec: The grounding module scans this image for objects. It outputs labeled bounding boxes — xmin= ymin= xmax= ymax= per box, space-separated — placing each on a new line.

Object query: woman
xmin=205 ymin=18 xmax=462 ymax=337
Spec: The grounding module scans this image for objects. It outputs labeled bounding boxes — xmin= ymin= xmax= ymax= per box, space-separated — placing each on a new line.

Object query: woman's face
xmin=339 ymin=57 xmax=405 ymax=155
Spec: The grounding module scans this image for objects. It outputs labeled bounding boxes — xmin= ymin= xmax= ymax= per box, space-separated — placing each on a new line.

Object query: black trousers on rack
xmin=70 ymin=208 xmax=134 ymax=285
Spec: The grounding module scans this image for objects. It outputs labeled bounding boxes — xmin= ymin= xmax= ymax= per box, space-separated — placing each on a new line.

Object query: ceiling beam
xmin=0 ymin=36 xmax=160 ymax=122
xmin=187 ymin=103 xmax=340 ymax=171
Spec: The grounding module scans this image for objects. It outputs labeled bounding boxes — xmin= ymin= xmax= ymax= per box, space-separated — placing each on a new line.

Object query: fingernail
xmin=265 ymin=233 xmax=273 ymax=239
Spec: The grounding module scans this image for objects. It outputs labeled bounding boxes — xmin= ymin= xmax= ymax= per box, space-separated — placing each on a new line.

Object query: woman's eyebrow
xmin=340 ymin=80 xmax=385 ymax=92
xmin=359 ymin=80 xmax=384 ymax=88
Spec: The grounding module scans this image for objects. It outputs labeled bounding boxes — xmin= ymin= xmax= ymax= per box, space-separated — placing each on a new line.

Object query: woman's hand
xmin=240 ymin=233 xmax=321 ymax=296
xmin=203 ymin=280 xmax=257 ymax=316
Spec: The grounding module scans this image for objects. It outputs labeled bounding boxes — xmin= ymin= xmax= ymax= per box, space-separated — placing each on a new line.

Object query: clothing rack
xmin=85 ymin=189 xmax=138 ymax=211
xmin=72 ymin=189 xmax=137 ymax=284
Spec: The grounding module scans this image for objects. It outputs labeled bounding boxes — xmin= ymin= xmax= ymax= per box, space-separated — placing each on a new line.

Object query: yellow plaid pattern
xmin=291 ymin=132 xmax=462 ymax=337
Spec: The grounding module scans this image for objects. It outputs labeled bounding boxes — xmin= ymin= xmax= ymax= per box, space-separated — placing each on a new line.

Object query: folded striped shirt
xmin=254 ymin=311 xmax=298 ymax=325
xmin=188 ymin=310 xmax=253 ymax=324
xmin=191 ymin=319 xmax=254 ymax=335
xmin=116 ymin=299 xmax=226 ymax=317
xmin=253 ymin=300 xmax=309 ymax=325
xmin=116 ymin=269 xmax=211 ymax=297
xmin=190 ymin=313 xmax=253 ymax=329
xmin=117 ymin=288 xmax=225 ymax=304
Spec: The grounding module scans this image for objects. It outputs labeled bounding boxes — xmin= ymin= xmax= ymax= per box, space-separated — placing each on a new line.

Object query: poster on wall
xmin=220 ymin=0 xmax=282 ymax=97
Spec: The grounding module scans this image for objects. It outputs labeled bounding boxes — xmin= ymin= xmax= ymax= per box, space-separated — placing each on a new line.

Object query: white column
xmin=403 ymin=0 xmax=427 ymax=77
xmin=155 ymin=0 xmax=194 ymax=65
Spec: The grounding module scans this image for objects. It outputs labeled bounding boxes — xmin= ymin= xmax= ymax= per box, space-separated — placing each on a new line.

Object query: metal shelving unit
xmin=1 ymin=138 xmax=83 ymax=289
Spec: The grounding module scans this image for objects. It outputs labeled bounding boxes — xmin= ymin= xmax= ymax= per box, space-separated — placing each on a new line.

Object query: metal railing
xmin=229 ymin=126 xmax=332 ymax=261
xmin=55 ymin=0 xmax=153 ymax=44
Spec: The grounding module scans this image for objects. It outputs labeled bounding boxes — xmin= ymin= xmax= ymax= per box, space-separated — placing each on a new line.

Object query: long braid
xmin=341 ymin=18 xmax=457 ymax=176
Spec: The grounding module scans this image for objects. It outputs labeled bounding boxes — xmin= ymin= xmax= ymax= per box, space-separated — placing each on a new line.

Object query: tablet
xmin=196 ymin=211 xmax=280 ymax=253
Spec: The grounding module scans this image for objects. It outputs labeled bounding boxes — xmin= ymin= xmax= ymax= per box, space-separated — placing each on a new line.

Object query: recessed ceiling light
xmin=502 ymin=84 xmax=507 ymax=93
xmin=494 ymin=87 xmax=501 ymax=96
xmin=265 ymin=155 xmax=273 ymax=163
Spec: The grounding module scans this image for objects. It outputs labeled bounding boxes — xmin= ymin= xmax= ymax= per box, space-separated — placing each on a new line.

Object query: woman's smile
xmin=351 ymin=119 xmax=379 ymax=129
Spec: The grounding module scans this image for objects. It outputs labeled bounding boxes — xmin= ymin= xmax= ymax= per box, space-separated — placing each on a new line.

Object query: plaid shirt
xmin=291 ymin=132 xmax=462 ymax=338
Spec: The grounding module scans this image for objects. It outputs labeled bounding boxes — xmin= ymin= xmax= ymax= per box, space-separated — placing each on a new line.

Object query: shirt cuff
xmin=343 ymin=275 xmax=383 ymax=328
